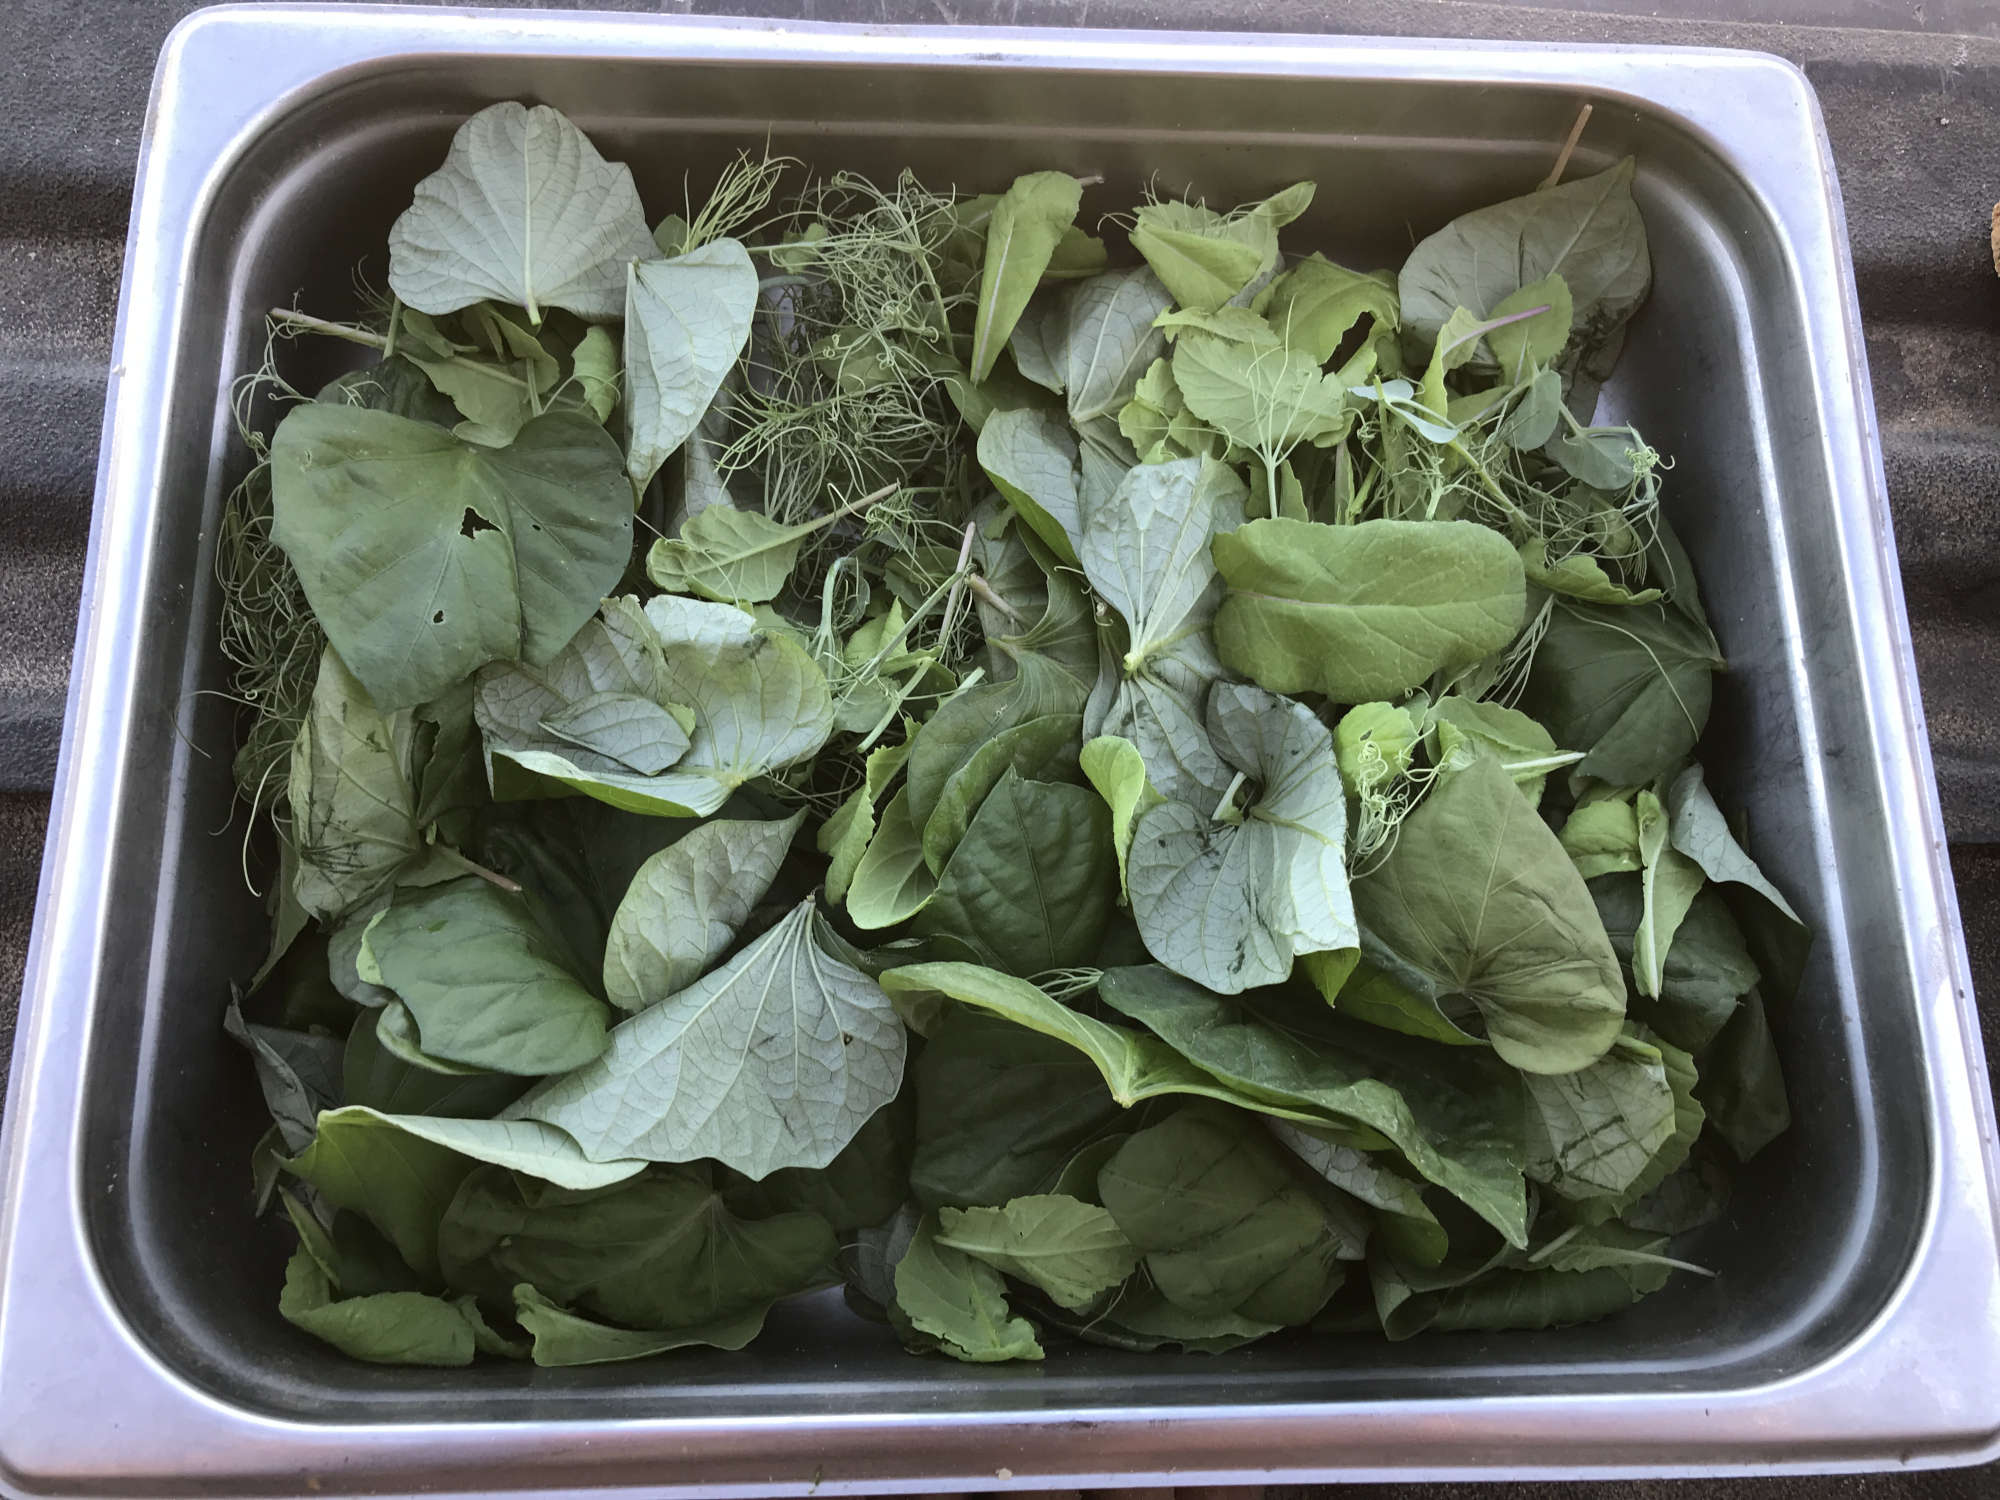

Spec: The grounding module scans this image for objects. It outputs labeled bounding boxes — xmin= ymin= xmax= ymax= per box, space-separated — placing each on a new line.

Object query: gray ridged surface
xmin=1 ymin=0 xmax=1994 ymax=1490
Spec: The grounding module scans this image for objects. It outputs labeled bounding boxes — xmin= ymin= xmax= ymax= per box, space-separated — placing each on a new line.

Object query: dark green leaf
xmin=270 ymin=406 xmax=632 ymax=711
xmin=1096 ymin=965 xmax=1530 ymax=1246
xmin=1696 ymin=988 xmax=1790 ymax=1161
xmin=1520 ymin=601 xmax=1721 ymax=789
xmin=278 ymin=1247 xmax=477 ymax=1366
xmin=363 ymin=877 xmax=610 ymax=1076
xmin=1099 ymin=1104 xmax=1359 ymax=1325
xmin=1354 ymin=756 xmax=1627 ymax=1075
xmin=910 ymin=1009 xmax=1126 ymax=1209
xmin=439 ymin=1164 xmax=835 ymax=1329
xmin=914 ymin=771 xmax=1116 ymax=976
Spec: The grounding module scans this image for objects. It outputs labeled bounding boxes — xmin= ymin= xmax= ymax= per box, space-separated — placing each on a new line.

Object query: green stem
xmin=1449 ymin=439 xmax=1533 ymax=529
xmin=269 ymin=307 xmax=388 ymax=349
xmin=1212 ymin=771 xmax=1249 ymax=826
xmin=431 ymin=843 xmax=523 ymax=895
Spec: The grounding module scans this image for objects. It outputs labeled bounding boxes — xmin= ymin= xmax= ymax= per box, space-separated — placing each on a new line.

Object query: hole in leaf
xmin=433 ymin=610 xmax=446 ymax=624
xmin=460 ymin=507 xmax=499 ymax=539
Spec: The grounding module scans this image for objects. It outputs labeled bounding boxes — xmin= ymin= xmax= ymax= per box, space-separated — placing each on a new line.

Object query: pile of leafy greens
xmin=218 ymin=103 xmax=1805 ymax=1369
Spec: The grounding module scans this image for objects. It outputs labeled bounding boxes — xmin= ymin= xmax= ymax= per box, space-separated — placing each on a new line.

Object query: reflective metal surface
xmin=0 ymin=5 xmax=1994 ymax=1493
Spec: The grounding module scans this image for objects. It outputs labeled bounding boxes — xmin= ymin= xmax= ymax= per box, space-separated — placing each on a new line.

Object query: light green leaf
xmin=821 ymin=741 xmax=909 ymax=905
xmin=1128 ymin=683 xmax=1356 ymax=994
xmin=1486 ymin=273 xmax=1575 ymax=380
xmin=1353 ymin=756 xmax=1626 ymax=1075
xmin=1007 ymin=296 xmax=1066 ymax=394
xmin=1061 ymin=266 xmax=1175 ymax=423
xmin=364 ymin=877 xmax=611 ymax=1075
xmin=603 ymin=814 xmax=804 ymax=1009
xmin=1255 ymin=254 xmax=1398 ymax=364
xmin=846 ymin=787 xmax=938 ymax=929
xmin=1096 ymin=965 xmax=1530 ymax=1246
xmin=1129 ymin=183 xmax=1312 ymax=314
xmin=914 ymin=771 xmax=1115 ymax=976
xmin=395 ymin=310 xmax=539 ymax=447
xmin=1079 ymin=457 xmax=1247 ymax=803
xmin=1080 ymin=734 xmax=1166 ymax=898
xmin=1334 ymin=702 xmax=1419 ymax=794
xmin=894 ymin=1212 xmax=1044 ymax=1362
xmin=1595 ymin=878 xmax=1757 ymax=1053
xmin=1560 ymin=795 xmax=1643 ymax=879
xmin=1419 ymin=306 xmax=1490 ymax=418
xmin=1153 ymin=305 xmax=1283 ymax=346
xmin=972 ymin=172 xmax=1085 ymax=383
xmin=1116 ymin=354 xmax=1187 ymax=461
xmin=537 ymin=690 xmax=689 ymax=775
xmin=477 ymin=595 xmax=833 ymax=817
xmin=1100 ymin=1104 xmax=1358 ymax=1325
xmin=1549 ymin=422 xmax=1644 ymax=490
xmin=373 ymin=1000 xmax=493 ymax=1077
xmin=1633 ymin=787 xmax=1705 ymax=999
xmin=1321 ymin=948 xmax=1484 ymax=1048
xmin=645 ymin=502 xmax=809 ymax=603
xmin=937 ymin=1194 xmax=1140 ymax=1311
xmin=1520 ymin=541 xmax=1661 ymax=606
xmin=623 ymin=240 xmax=758 ymax=488
xmin=1171 ymin=331 xmax=1350 ymax=481
xmin=1496 ymin=368 xmax=1564 ymax=450
xmin=1212 ymin=518 xmax=1526 ymax=704
xmin=512 ymin=1285 xmax=770 ymax=1366
xmin=513 ymin=902 xmax=906 ymax=1177
xmin=1431 ymin=695 xmax=1575 ymax=807
xmin=387 ymin=101 xmax=655 ymax=323
xmin=976 ymin=406 xmax=1081 ymax=564
xmin=1131 ymin=201 xmax=1268 ymax=315
xmin=442 ymin=1164 xmax=833 ymax=1334
xmin=572 ymin=324 xmax=620 ymax=421
xmin=270 ymin=404 xmax=632 ymax=710
xmin=278 ymin=1248 xmax=476 ymax=1366
xmin=331 ymin=1104 xmax=643 ymax=1191
xmin=1521 ymin=601 xmax=1722 ymax=789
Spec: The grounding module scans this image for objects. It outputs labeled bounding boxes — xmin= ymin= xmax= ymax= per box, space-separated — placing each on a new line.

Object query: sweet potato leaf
xmin=387 ymin=101 xmax=655 ymax=323
xmin=1353 ymin=756 xmax=1626 ymax=1075
xmin=270 ymin=405 xmax=632 ymax=710
xmin=512 ymin=901 xmax=905 ymax=1178
xmin=1126 ymin=683 xmax=1356 ymax=995
xmin=1212 ymin=518 xmax=1526 ymax=704
xmin=602 ymin=814 xmax=804 ymax=1009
